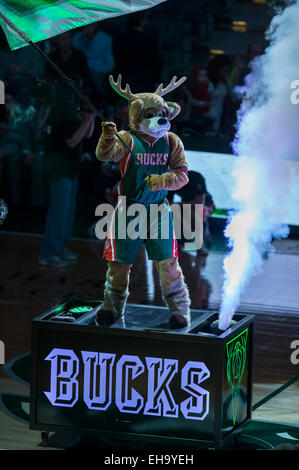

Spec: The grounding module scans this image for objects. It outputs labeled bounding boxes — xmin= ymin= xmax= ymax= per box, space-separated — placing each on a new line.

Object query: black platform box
xmin=30 ymin=300 xmax=254 ymax=449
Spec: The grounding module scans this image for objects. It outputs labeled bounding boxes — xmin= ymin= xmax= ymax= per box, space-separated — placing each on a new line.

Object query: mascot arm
xmin=146 ymin=132 xmax=189 ymax=191
xmin=95 ymin=122 xmax=131 ymax=162
xmin=166 ymin=132 xmax=189 ymax=190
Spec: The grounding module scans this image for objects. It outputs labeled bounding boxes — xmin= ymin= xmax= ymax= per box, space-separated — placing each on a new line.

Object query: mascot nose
xmin=158 ymin=118 xmax=168 ymax=125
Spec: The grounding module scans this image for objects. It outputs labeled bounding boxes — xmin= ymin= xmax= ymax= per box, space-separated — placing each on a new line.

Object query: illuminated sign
xmin=226 ymin=329 xmax=248 ymax=425
xmin=30 ymin=306 xmax=254 ymax=447
xmin=44 ymin=348 xmax=210 ymax=421
xmin=68 ymin=306 xmax=93 ymax=314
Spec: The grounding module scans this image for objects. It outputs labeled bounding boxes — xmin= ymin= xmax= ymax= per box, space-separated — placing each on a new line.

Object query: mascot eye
xmin=145 ymin=112 xmax=154 ymax=119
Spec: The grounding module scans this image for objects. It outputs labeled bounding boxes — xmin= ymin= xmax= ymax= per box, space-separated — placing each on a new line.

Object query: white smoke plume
xmin=218 ymin=0 xmax=299 ymax=330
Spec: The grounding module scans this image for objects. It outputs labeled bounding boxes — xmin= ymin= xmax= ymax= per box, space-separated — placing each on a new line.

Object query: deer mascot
xmin=95 ymin=74 xmax=191 ymax=329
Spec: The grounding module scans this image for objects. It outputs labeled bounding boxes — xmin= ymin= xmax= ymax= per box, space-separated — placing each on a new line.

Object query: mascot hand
xmin=101 ymin=121 xmax=117 ymax=139
xmin=145 ymin=174 xmax=166 ymax=191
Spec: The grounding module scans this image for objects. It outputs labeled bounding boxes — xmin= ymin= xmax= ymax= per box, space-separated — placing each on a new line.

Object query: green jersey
xmin=117 ymin=132 xmax=170 ymax=205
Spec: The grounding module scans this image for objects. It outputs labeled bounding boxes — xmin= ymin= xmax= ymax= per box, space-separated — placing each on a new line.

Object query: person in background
xmin=229 ymin=43 xmax=264 ymax=88
xmin=38 ymin=84 xmax=95 ymax=267
xmin=170 ymin=88 xmax=194 ymax=135
xmin=112 ymin=99 xmax=129 ymax=131
xmin=0 ymin=30 xmax=45 ymax=106
xmin=222 ymin=43 xmax=264 ymax=140
xmin=72 ymin=23 xmax=115 ymax=96
xmin=179 ymin=247 xmax=212 ymax=310
xmin=188 ymin=65 xmax=213 ymax=118
xmin=86 ymin=160 xmax=121 ymax=240
xmin=46 ymin=31 xmax=92 ymax=90
xmin=0 ymin=88 xmax=33 ymax=207
xmin=112 ymin=12 xmax=162 ymax=93
xmin=171 ymin=87 xmax=213 ymax=136
xmin=171 ymin=170 xmax=215 ymax=256
xmin=205 ymin=54 xmax=233 ymax=136
xmin=28 ymin=79 xmax=55 ymax=211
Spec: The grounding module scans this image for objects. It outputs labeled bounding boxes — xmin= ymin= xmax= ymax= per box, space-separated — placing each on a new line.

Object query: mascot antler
xmin=154 ymin=76 xmax=186 ymax=97
xmin=109 ymin=74 xmax=135 ymax=101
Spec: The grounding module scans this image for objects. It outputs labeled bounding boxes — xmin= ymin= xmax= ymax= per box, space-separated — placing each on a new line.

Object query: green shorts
xmin=103 ymin=198 xmax=178 ymax=264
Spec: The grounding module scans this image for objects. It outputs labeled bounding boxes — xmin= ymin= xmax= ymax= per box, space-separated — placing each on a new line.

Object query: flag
xmin=0 ymin=0 xmax=166 ymax=51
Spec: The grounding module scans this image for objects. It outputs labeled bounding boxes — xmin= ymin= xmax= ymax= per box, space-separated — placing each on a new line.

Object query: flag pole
xmin=0 ymin=11 xmax=151 ymax=176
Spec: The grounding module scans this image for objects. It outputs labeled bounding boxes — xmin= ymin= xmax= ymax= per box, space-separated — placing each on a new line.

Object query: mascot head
xmin=109 ymin=74 xmax=186 ymax=139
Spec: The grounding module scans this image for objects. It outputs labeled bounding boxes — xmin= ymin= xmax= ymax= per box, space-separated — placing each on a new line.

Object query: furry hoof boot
xmin=164 ymin=278 xmax=191 ymax=330
xmin=95 ymin=308 xmax=117 ymax=327
xmin=169 ymin=312 xmax=189 ymax=329
xmin=95 ymin=274 xmax=129 ymax=327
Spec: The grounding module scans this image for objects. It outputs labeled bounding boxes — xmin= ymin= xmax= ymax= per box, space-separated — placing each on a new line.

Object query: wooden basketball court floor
xmin=0 ymin=232 xmax=298 ymax=450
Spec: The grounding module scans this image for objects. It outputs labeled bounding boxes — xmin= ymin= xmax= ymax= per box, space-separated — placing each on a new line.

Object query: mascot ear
xmin=129 ymin=98 xmax=144 ymax=122
xmin=166 ymin=102 xmax=181 ymax=121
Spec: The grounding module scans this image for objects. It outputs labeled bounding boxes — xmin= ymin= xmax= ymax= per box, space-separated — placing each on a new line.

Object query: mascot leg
xmin=155 ymin=258 xmax=191 ymax=329
xmin=95 ymin=261 xmax=132 ymax=326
